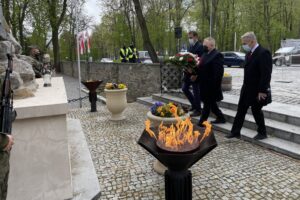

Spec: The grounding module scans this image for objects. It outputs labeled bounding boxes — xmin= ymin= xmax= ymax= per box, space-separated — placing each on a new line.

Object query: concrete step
xmin=200 ymin=119 xmax=300 ymax=160
xmin=152 ymin=93 xmax=300 ymax=127
xmin=136 ymin=96 xmax=300 ymax=160
xmin=151 ymin=93 xmax=300 ymax=144
xmin=220 ymin=107 xmax=300 ymax=144
xmin=136 ymin=96 xmax=156 ymax=107
xmin=67 ymin=119 xmax=101 ymax=200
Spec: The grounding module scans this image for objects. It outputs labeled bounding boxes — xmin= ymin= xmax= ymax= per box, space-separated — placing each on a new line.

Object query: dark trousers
xmin=231 ymin=101 xmax=266 ymax=135
xmin=182 ymin=79 xmax=201 ymax=111
xmin=199 ymin=101 xmax=224 ymax=123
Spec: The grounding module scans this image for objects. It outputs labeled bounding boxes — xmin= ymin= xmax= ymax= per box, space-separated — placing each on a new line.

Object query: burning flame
xmin=145 ymin=105 xmax=212 ymax=150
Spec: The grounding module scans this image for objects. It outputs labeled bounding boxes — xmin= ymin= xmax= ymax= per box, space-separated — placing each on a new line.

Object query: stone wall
xmin=61 ymin=62 xmax=163 ymax=102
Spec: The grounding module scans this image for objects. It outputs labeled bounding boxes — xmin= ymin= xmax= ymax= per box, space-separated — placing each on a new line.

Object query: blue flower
xmin=150 ymin=102 xmax=164 ymax=114
xmin=155 ymin=102 xmax=164 ymax=107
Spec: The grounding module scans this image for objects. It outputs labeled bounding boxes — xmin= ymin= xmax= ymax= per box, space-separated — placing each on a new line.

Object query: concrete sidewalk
xmin=224 ymin=66 xmax=300 ymax=105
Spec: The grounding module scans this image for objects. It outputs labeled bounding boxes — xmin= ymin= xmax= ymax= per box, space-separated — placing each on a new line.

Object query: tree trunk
xmin=11 ymin=0 xmax=17 ymax=37
xmin=2 ymin=0 xmax=10 ymax=25
xmin=18 ymin=1 xmax=28 ymax=50
xmin=132 ymin=0 xmax=159 ymax=63
xmin=52 ymin=28 xmax=61 ymax=71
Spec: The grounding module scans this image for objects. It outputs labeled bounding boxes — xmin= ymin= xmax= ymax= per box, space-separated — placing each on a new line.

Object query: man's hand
xmin=188 ymin=52 xmax=196 ymax=58
xmin=258 ymin=93 xmax=267 ymax=101
xmin=196 ymin=57 xmax=201 ymax=66
xmin=3 ymin=135 xmax=14 ymax=152
xmin=191 ymin=75 xmax=197 ymax=82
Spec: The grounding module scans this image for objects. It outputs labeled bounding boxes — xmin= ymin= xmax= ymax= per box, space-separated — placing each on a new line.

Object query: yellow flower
xmin=118 ymin=83 xmax=127 ymax=89
xmin=160 ymin=112 xmax=165 ymax=117
xmin=157 ymin=106 xmax=163 ymax=113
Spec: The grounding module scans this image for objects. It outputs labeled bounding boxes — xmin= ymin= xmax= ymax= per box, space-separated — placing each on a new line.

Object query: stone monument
xmin=0 ymin=6 xmax=38 ymax=99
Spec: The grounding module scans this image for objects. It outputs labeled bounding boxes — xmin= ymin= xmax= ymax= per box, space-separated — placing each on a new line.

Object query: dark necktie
xmin=247 ymin=52 xmax=252 ymax=60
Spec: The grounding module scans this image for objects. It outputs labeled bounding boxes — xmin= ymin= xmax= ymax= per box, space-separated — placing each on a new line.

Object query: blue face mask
xmin=242 ymin=44 xmax=251 ymax=52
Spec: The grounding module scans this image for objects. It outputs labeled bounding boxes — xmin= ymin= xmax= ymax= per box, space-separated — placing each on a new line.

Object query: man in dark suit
xmin=182 ymin=31 xmax=204 ymax=117
xmin=226 ymin=32 xmax=272 ymax=140
xmin=196 ymin=37 xmax=226 ymax=126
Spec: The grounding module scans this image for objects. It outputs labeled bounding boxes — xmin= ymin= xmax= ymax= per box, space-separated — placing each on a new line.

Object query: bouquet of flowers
xmin=151 ymin=102 xmax=185 ymax=118
xmin=105 ymin=83 xmax=127 ymax=89
xmin=165 ymin=53 xmax=198 ymax=73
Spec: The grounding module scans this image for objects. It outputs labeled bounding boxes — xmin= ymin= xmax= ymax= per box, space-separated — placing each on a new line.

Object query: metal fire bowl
xmin=156 ymin=139 xmax=200 ymax=153
xmin=138 ymin=126 xmax=218 ymax=171
xmin=81 ymin=80 xmax=103 ymax=92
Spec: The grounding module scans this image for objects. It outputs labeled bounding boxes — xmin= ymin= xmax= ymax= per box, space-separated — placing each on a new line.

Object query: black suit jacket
xmin=197 ymin=49 xmax=224 ymax=102
xmin=240 ymin=45 xmax=272 ymax=106
xmin=188 ymin=41 xmax=204 ymax=58
xmin=183 ymin=41 xmax=204 ymax=82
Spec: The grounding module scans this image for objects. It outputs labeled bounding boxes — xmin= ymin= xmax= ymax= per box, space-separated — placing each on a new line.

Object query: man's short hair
xmin=241 ymin=32 xmax=257 ymax=41
xmin=188 ymin=31 xmax=198 ymax=38
xmin=204 ymin=37 xmax=216 ymax=47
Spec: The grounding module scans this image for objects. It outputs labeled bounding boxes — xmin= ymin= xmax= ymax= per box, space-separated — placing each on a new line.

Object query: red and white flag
xmin=85 ymin=31 xmax=91 ymax=54
xmin=78 ymin=31 xmax=91 ymax=54
xmin=78 ymin=32 xmax=85 ymax=55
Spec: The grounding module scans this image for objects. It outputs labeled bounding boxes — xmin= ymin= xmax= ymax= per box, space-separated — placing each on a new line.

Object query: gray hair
xmin=203 ymin=37 xmax=216 ymax=47
xmin=241 ymin=32 xmax=257 ymax=41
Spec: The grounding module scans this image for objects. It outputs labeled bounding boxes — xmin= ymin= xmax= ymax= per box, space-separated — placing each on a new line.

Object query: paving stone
xmin=63 ymin=73 xmax=300 ymax=200
xmin=66 ymin=103 xmax=300 ymax=200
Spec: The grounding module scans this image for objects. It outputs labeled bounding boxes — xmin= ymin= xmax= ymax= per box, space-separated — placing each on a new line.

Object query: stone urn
xmin=104 ymin=88 xmax=128 ymax=121
xmin=146 ymin=111 xmax=190 ymax=175
xmin=222 ymin=74 xmax=232 ymax=91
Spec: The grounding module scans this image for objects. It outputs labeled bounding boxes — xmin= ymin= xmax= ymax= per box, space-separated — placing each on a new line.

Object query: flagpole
xmin=75 ymin=1 xmax=82 ymax=108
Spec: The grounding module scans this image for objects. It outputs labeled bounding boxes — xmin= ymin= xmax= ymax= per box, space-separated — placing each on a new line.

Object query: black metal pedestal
xmin=89 ymin=92 xmax=97 ymax=112
xmin=165 ymin=170 xmax=192 ymax=200
xmin=138 ymin=128 xmax=217 ymax=200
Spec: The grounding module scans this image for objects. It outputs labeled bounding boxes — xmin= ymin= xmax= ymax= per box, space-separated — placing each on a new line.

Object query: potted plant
xmin=104 ymin=83 xmax=128 ymax=121
xmin=222 ymin=72 xmax=232 ymax=91
xmin=147 ymin=102 xmax=190 ymax=175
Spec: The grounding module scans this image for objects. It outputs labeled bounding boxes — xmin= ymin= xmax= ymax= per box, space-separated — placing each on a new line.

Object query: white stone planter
xmin=222 ymin=75 xmax=232 ymax=91
xmin=104 ymin=88 xmax=128 ymax=121
xmin=146 ymin=111 xmax=190 ymax=175
xmin=146 ymin=111 xmax=190 ymax=127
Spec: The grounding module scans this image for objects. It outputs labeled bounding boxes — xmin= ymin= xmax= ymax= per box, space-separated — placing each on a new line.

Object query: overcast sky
xmin=85 ymin=0 xmax=102 ymax=24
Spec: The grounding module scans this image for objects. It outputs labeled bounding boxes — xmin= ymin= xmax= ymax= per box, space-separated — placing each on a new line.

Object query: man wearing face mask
xmin=196 ymin=37 xmax=226 ymax=126
xmin=226 ymin=32 xmax=272 ymax=140
xmin=182 ymin=31 xmax=204 ymax=117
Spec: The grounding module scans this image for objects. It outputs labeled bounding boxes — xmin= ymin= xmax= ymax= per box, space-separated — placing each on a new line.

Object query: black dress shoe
xmin=253 ymin=133 xmax=267 ymax=140
xmin=190 ymin=110 xmax=201 ymax=117
xmin=211 ymin=118 xmax=226 ymax=124
xmin=226 ymin=133 xmax=241 ymax=139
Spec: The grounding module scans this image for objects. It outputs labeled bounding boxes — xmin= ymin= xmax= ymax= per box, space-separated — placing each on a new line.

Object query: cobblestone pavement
xmin=68 ymin=103 xmax=300 ymax=200
xmin=224 ymin=66 xmax=300 ymax=105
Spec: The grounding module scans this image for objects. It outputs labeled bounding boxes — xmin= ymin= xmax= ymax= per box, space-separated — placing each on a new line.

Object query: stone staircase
xmin=137 ymin=93 xmax=300 ymax=160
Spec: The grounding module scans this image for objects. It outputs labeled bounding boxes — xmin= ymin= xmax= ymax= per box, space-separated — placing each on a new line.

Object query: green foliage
xmin=90 ymin=0 xmax=300 ymax=59
xmin=3 ymin=0 xmax=300 ymax=62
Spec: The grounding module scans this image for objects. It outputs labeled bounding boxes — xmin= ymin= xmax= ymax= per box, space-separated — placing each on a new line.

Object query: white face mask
xmin=189 ymin=39 xmax=195 ymax=45
xmin=242 ymin=44 xmax=251 ymax=52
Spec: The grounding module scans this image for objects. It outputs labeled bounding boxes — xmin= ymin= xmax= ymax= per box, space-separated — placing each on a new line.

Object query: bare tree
xmin=46 ymin=0 xmax=68 ymax=71
xmin=132 ymin=0 xmax=158 ymax=63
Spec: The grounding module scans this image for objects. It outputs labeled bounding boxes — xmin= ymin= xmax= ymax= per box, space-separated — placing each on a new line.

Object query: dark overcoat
xmin=197 ymin=49 xmax=224 ymax=102
xmin=240 ymin=45 xmax=272 ymax=106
